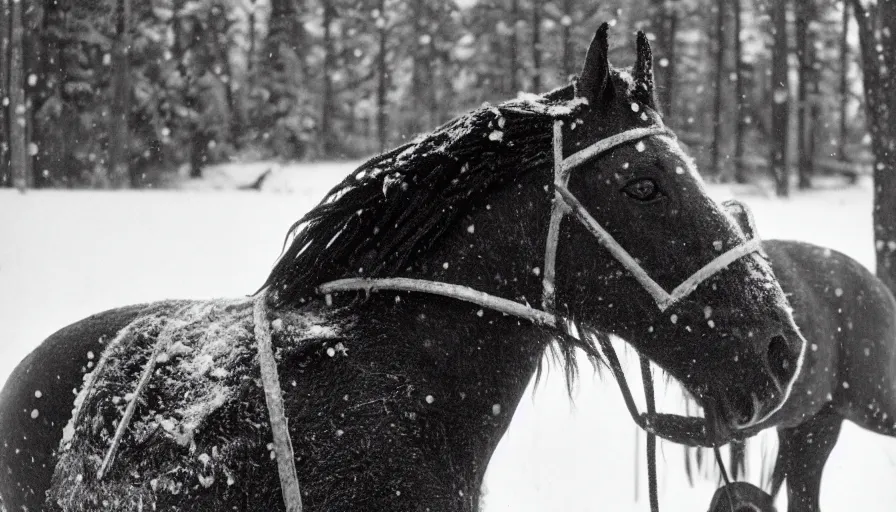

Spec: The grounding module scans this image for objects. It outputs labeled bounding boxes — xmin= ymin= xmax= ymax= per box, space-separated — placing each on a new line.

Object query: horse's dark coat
xmin=0 ymin=27 xmax=807 ymax=511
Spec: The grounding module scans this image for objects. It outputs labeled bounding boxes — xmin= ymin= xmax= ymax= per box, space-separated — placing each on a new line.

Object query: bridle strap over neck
xmin=315 ymin=114 xmax=762 ymax=323
xmin=318 ymin=277 xmax=558 ymax=327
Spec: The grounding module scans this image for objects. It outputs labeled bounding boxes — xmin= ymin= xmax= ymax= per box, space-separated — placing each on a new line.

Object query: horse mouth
xmin=688 ymin=385 xmax=768 ymax=441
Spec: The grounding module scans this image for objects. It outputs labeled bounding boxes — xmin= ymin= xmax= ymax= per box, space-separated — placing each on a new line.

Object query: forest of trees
xmin=0 ymin=0 xmax=887 ymax=194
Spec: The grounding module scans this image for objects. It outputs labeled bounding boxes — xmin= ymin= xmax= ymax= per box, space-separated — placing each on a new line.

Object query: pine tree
xmin=710 ymin=0 xmax=727 ymax=179
xmin=108 ymin=0 xmax=132 ymax=187
xmin=769 ymin=0 xmax=790 ymax=197
xmin=9 ymin=0 xmax=27 ymax=191
xmin=0 ymin=0 xmax=10 ymax=186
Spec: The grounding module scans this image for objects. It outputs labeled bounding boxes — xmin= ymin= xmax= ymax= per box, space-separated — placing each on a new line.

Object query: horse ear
xmin=575 ymin=23 xmax=611 ymax=105
xmin=634 ymin=31 xmax=657 ymax=109
xmin=722 ymin=199 xmax=760 ymax=240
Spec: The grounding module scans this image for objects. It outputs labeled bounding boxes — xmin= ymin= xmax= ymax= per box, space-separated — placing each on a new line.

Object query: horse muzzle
xmin=721 ymin=322 xmax=806 ymax=431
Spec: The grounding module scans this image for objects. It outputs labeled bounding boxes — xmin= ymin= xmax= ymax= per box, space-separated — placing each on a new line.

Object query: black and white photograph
xmin=1 ymin=0 xmax=895 ymax=510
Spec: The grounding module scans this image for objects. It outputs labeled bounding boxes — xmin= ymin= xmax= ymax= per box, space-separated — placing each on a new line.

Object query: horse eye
xmin=622 ymin=178 xmax=662 ymax=202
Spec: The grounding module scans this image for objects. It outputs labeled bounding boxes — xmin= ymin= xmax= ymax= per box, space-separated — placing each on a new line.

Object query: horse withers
xmin=0 ymin=25 xmax=805 ymax=511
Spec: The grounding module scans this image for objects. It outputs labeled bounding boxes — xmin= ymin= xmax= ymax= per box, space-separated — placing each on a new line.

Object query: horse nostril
xmin=766 ymin=334 xmax=796 ymax=387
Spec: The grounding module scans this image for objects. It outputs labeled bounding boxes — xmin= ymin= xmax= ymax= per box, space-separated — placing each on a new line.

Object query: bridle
xmin=258 ymin=109 xmax=763 ymax=512
xmin=318 ymin=116 xmax=763 ymax=320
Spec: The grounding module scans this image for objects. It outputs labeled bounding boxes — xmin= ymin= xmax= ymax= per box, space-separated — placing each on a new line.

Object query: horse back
xmin=0 ymin=301 xmax=189 ymax=511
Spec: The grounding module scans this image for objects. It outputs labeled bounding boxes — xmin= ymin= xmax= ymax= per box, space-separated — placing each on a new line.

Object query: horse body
xmin=709 ymin=239 xmax=896 ymax=511
xmin=764 ymin=239 xmax=896 ymax=431
xmin=763 ymin=239 xmax=896 ymax=511
xmin=1 ymin=26 xmax=808 ymax=511
xmin=35 ymin=294 xmax=549 ymax=511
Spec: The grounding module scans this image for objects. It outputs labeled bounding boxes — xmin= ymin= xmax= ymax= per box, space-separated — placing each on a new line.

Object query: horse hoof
xmin=707 ymin=482 xmax=777 ymax=512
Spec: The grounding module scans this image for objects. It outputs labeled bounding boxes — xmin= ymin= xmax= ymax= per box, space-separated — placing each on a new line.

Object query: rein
xmin=257 ymin=115 xmax=761 ymax=511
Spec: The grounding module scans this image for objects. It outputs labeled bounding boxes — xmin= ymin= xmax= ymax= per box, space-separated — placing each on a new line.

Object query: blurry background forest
xmin=0 ymin=0 xmax=888 ymax=193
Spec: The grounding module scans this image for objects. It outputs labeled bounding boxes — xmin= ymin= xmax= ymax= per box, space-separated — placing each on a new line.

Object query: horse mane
xmin=259 ymin=75 xmax=642 ymax=391
xmin=260 ymin=85 xmax=584 ymax=307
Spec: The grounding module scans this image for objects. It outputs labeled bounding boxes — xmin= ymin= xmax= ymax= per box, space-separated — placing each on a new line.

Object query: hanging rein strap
xmin=593 ymin=330 xmax=737 ymax=512
xmin=640 ymin=357 xmax=659 ymax=512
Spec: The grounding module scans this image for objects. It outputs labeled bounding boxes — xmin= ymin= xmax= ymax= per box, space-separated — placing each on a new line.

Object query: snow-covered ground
xmin=1 ymin=163 xmax=893 ymax=511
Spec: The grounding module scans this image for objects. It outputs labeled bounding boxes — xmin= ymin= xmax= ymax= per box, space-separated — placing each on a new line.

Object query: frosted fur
xmin=49 ymin=299 xmax=342 ymax=510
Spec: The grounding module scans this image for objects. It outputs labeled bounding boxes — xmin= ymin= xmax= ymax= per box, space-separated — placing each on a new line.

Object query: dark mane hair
xmin=260 ymin=85 xmax=586 ymax=307
xmin=258 ymin=72 xmax=648 ymax=389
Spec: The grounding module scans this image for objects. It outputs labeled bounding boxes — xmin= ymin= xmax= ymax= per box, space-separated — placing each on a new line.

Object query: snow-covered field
xmin=1 ymin=163 xmax=893 ymax=511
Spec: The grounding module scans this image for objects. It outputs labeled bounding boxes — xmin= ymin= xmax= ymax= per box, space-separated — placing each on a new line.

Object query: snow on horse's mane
xmin=259 ymin=86 xmax=590 ymax=307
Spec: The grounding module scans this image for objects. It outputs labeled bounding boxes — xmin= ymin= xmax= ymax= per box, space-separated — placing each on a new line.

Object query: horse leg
xmin=772 ymin=404 xmax=843 ymax=512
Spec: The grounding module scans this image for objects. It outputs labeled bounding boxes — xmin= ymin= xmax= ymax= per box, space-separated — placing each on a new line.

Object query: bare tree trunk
xmin=808 ymin=70 xmax=820 ymax=180
xmin=173 ymin=7 xmax=203 ymax=180
xmin=376 ymin=0 xmax=388 ymax=152
xmin=710 ymin=0 xmax=726 ymax=180
xmin=794 ymin=0 xmax=813 ymax=189
xmin=769 ymin=0 xmax=790 ymax=197
xmin=109 ymin=0 xmax=132 ymax=188
xmin=531 ymin=1 xmax=541 ymax=91
xmin=850 ymin=0 xmax=896 ymax=292
xmin=560 ymin=0 xmax=573 ymax=79
xmin=320 ymin=0 xmax=335 ymax=156
xmin=247 ymin=0 xmax=256 ymax=76
xmin=208 ymin=5 xmax=238 ymax=147
xmin=0 ymin=0 xmax=10 ymax=186
xmin=646 ymin=0 xmax=676 ymax=117
xmin=509 ymin=0 xmax=519 ymax=95
xmin=664 ymin=7 xmax=678 ymax=120
xmin=409 ymin=0 xmax=426 ymax=134
xmin=837 ymin=0 xmax=849 ymax=161
xmin=9 ymin=0 xmax=27 ymax=192
xmin=733 ymin=0 xmax=747 ymax=183
xmin=425 ymin=30 xmax=437 ymax=128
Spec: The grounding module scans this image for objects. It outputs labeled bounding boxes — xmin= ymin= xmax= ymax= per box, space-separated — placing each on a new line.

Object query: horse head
xmin=549 ymin=25 xmax=806 ymax=434
xmin=262 ymin=24 xmax=805 ymax=440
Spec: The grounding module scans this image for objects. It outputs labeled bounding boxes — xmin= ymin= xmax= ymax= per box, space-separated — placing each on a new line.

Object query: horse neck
xmin=281 ymin=177 xmax=557 ymax=509
xmin=331 ymin=294 xmax=551 ymax=508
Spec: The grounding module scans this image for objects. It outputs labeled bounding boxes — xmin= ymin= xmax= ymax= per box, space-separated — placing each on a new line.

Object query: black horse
xmin=638 ymin=202 xmax=896 ymax=512
xmin=0 ymin=26 xmax=806 ymax=511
